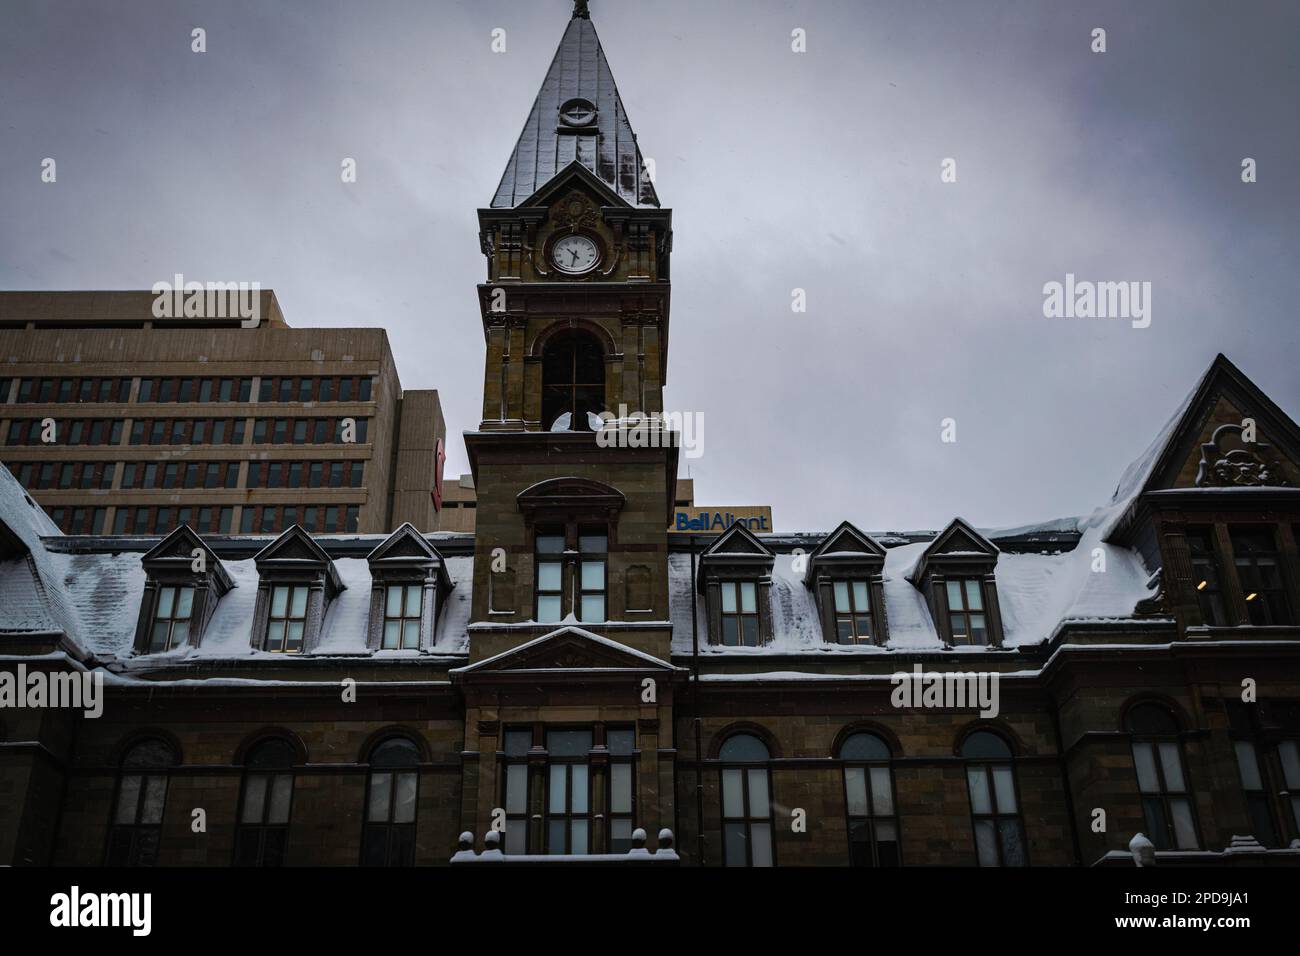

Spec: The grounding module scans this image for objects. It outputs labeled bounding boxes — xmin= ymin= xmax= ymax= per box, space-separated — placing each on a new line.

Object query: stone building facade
xmin=2 ymin=5 xmax=1299 ymax=869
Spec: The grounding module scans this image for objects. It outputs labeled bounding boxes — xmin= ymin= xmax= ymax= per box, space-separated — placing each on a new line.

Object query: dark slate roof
xmin=491 ymin=10 xmax=659 ymax=209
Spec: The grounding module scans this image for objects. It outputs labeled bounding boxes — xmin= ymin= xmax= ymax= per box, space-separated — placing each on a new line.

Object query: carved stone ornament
xmin=1195 ymin=424 xmax=1289 ymax=488
xmin=558 ymin=191 xmax=600 ymax=230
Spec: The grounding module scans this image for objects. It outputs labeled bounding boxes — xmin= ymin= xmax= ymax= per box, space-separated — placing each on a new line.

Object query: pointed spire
xmin=491 ymin=10 xmax=659 ymax=208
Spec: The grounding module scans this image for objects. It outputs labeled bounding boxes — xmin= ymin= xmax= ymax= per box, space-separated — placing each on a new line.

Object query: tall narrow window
xmin=362 ymin=738 xmax=420 ymax=866
xmin=148 ymin=585 xmax=194 ymax=653
xmin=1230 ymin=528 xmax=1293 ymax=625
xmin=1126 ymin=703 xmax=1198 ymax=850
xmin=578 ymin=530 xmax=607 ymax=622
xmin=1186 ymin=528 xmax=1226 ymax=625
xmin=545 ymin=729 xmax=593 ymax=855
xmin=720 ymin=581 xmax=759 ymax=647
xmin=535 ymin=532 xmax=565 ymax=622
xmin=541 ymin=330 xmax=605 ymax=431
xmin=265 ymin=585 xmax=309 ymax=653
xmin=382 ymin=584 xmax=422 ymax=649
xmin=1280 ymin=740 xmax=1300 ymax=840
xmin=946 ymin=578 xmax=988 ymax=645
xmin=833 ymin=580 xmax=874 ymax=644
xmin=607 ymin=728 xmax=637 ymax=852
xmin=500 ymin=729 xmax=533 ymax=854
xmin=720 ymin=733 xmax=774 ymax=867
xmin=235 ymin=739 xmax=296 ymax=866
xmin=106 ymin=739 xmax=176 ymax=866
xmin=962 ymin=731 xmax=1026 ymax=866
xmin=839 ymin=732 xmax=899 ymax=866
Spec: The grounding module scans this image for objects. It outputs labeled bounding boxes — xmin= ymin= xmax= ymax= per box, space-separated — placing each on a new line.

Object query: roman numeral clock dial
xmin=550 ymin=234 xmax=599 ymax=275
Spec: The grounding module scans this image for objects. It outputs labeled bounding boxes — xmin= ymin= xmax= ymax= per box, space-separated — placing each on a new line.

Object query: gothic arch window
xmin=541 ymin=329 xmax=605 ymax=431
xmin=106 ymin=737 xmax=177 ymax=866
xmin=960 ymin=729 xmax=1026 ymax=866
xmin=234 ymin=737 xmax=297 ymax=866
xmin=838 ymin=731 xmax=900 ymax=867
xmin=1125 ymin=701 xmax=1199 ymax=850
xmin=719 ymin=732 xmax=774 ymax=867
xmin=362 ymin=737 xmax=420 ymax=866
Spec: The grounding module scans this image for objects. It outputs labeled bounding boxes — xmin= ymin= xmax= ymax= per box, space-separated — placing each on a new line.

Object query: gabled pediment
xmin=908 ymin=518 xmax=998 ymax=586
xmin=701 ymin=521 xmax=773 ymax=559
xmin=523 ymin=161 xmax=629 ymax=213
xmin=804 ymin=521 xmax=886 ymax=586
xmin=141 ymin=525 xmax=233 ymax=593
xmin=368 ymin=523 xmax=439 ymax=563
xmin=453 ymin=626 xmax=675 ymax=677
xmin=1122 ymin=354 xmax=1299 ymax=497
xmin=1103 ymin=354 xmax=1300 ymax=541
xmin=254 ymin=525 xmax=342 ymax=593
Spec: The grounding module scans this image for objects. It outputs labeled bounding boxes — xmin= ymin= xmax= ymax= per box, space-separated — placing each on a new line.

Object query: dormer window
xmin=945 ymin=578 xmax=988 ymax=646
xmin=149 ymin=586 xmax=195 ymax=653
xmin=251 ymin=527 xmax=344 ymax=655
xmin=134 ymin=525 xmax=234 ymax=655
xmin=833 ymin=581 xmax=873 ymax=644
xmin=907 ymin=518 xmax=1003 ymax=649
xmin=383 ymin=585 xmax=424 ymax=650
xmin=266 ymin=585 xmax=309 ymax=653
xmin=365 ymin=523 xmax=450 ymax=652
xmin=806 ymin=522 xmax=888 ymax=646
xmin=1230 ymin=528 xmax=1292 ymax=625
xmin=720 ymin=580 xmax=759 ymax=646
xmin=698 ymin=523 xmax=774 ymax=647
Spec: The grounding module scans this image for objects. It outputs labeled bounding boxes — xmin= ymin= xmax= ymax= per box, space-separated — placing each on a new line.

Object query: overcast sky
xmin=2 ymin=0 xmax=1297 ymax=533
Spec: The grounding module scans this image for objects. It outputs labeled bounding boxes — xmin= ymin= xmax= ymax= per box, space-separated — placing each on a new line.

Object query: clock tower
xmin=464 ymin=2 xmax=678 ymax=664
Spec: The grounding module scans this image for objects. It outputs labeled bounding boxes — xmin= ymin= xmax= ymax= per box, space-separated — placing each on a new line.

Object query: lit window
xmin=1231 ymin=529 xmax=1292 ymax=625
xmin=1186 ymin=528 xmax=1226 ymax=625
xmin=833 ymin=580 xmax=873 ymax=644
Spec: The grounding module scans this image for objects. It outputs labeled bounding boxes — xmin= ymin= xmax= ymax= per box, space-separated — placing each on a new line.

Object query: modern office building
xmin=1 ymin=5 xmax=1298 ymax=870
xmin=0 ymin=291 xmax=446 ymax=535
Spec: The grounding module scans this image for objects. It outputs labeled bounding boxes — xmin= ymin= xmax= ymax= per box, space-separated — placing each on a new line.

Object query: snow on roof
xmin=669 ymin=514 xmax=1156 ymax=656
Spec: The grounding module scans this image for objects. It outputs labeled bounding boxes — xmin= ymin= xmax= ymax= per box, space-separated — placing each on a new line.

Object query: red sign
xmin=431 ymin=437 xmax=446 ymax=512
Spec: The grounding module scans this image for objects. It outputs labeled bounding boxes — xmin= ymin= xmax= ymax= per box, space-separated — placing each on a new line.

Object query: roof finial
xmin=573 ymin=0 xmax=590 ymax=19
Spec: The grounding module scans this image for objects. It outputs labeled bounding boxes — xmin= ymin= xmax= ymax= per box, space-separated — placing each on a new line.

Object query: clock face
xmin=551 ymin=234 xmax=599 ymax=275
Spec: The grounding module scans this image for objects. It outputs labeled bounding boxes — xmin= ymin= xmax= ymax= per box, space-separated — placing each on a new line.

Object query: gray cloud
xmin=2 ymin=0 xmax=1297 ymax=531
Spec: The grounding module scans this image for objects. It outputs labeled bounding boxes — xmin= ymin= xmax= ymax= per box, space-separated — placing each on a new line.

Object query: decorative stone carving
xmin=1195 ymin=424 xmax=1289 ymax=487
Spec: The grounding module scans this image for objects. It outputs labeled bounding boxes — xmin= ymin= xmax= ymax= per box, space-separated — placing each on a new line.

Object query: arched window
xmin=1126 ymin=702 xmax=1198 ymax=850
xmin=961 ymin=730 xmax=1026 ymax=867
xmin=839 ymin=732 xmax=899 ymax=867
xmin=541 ymin=330 xmax=605 ymax=431
xmin=106 ymin=738 xmax=177 ymax=866
xmin=719 ymin=733 xmax=774 ymax=867
xmin=362 ymin=737 xmax=420 ymax=866
xmin=234 ymin=738 xmax=296 ymax=866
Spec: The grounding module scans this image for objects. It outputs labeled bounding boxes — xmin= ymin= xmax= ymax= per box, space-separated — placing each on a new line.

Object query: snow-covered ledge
xmin=1091 ymin=833 xmax=1300 ymax=867
xmin=450 ymin=828 xmax=680 ymax=865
